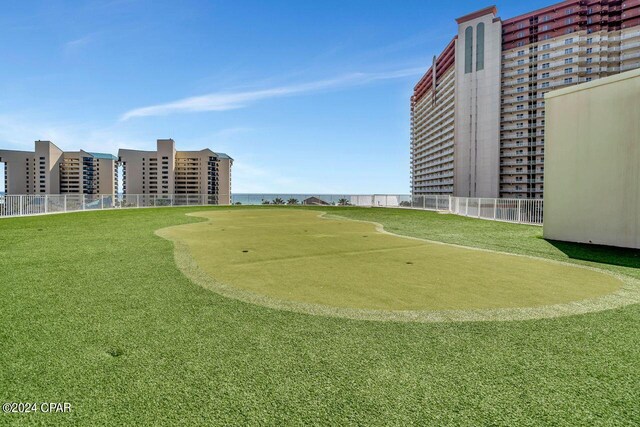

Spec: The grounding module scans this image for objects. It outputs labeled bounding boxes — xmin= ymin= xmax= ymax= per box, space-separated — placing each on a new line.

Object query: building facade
xmin=411 ymin=0 xmax=640 ymax=199
xmin=0 ymin=141 xmax=118 ymax=196
xmin=118 ymin=139 xmax=233 ymax=205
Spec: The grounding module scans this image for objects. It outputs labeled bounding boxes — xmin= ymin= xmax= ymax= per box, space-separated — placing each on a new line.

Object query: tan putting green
xmin=156 ymin=210 xmax=628 ymax=319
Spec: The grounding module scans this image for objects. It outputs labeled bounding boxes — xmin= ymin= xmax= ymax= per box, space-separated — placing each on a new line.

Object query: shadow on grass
xmin=548 ymin=239 xmax=640 ymax=269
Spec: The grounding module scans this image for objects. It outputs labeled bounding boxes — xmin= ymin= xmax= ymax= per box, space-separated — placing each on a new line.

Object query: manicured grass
xmin=159 ymin=209 xmax=621 ymax=311
xmin=1 ymin=206 xmax=639 ymax=425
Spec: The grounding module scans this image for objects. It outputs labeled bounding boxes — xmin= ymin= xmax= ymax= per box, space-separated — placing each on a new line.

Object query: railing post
xmin=19 ymin=195 xmax=23 ymax=216
xmin=64 ymin=195 xmax=67 ymax=213
xmin=44 ymin=195 xmax=48 ymax=214
xmin=493 ymin=198 xmax=497 ymax=220
xmin=465 ymin=198 xmax=469 ymax=216
xmin=136 ymin=194 xmax=140 ymax=208
xmin=478 ymin=198 xmax=482 ymax=218
xmin=82 ymin=194 xmax=86 ymax=211
xmin=170 ymin=195 xmax=173 ymax=207
xmin=517 ymin=199 xmax=522 ymax=223
xmin=101 ymin=195 xmax=104 ymax=210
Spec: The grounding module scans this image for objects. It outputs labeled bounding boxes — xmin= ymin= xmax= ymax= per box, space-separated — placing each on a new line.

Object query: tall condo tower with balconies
xmin=411 ymin=0 xmax=640 ymax=199
xmin=0 ymin=141 xmax=118 ymax=196
xmin=118 ymin=139 xmax=233 ymax=205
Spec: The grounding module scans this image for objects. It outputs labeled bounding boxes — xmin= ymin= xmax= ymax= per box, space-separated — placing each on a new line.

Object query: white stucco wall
xmin=453 ymin=12 xmax=502 ymax=198
xmin=543 ymin=69 xmax=640 ymax=249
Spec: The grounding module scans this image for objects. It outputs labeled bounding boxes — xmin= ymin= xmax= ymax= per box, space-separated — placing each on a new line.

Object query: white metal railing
xmin=448 ymin=196 xmax=543 ymax=225
xmin=0 ymin=194 xmax=229 ymax=218
xmin=0 ymin=193 xmax=544 ymax=226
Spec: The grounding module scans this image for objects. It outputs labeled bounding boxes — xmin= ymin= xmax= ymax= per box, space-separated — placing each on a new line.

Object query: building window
xmin=564 ymin=67 xmax=573 ymax=74
xmin=586 ymin=48 xmax=593 ymax=54
xmin=465 ymin=26 xmax=473 ymax=74
xmin=541 ymin=72 xmax=550 ymax=78
xmin=565 ymin=38 xmax=574 ymax=45
xmin=517 ymin=77 xmax=525 ymax=83
xmin=518 ymin=50 xmax=525 ymax=56
xmin=518 ymin=59 xmax=525 ymax=65
xmin=586 ymin=57 xmax=593 ymax=63
xmin=541 ymin=82 xmax=550 ymax=88
xmin=476 ymin=23 xmax=485 ymax=71
xmin=565 ymin=48 xmax=573 ymax=54
xmin=517 ymin=87 xmax=525 ymax=93
xmin=565 ymin=58 xmax=573 ymax=64
xmin=564 ymin=77 xmax=573 ymax=84
xmin=542 ymin=44 xmax=551 ymax=50
xmin=518 ymin=68 xmax=525 ymax=74
xmin=542 ymin=63 xmax=550 ymax=69
xmin=587 ymin=38 xmax=593 ymax=44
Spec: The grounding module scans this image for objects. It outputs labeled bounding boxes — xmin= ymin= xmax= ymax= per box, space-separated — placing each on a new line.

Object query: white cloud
xmin=64 ymin=34 xmax=95 ymax=52
xmin=0 ymin=114 xmax=148 ymax=154
xmin=120 ymin=67 xmax=424 ymax=120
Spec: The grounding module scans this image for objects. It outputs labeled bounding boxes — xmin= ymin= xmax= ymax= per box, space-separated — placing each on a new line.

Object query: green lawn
xmin=1 ymin=206 xmax=639 ymax=425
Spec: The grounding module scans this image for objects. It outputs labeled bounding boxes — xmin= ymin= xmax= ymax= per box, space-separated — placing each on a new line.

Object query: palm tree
xmin=261 ymin=199 xmax=271 ymax=205
xmin=338 ymin=198 xmax=351 ymax=206
xmin=273 ymin=198 xmax=285 ymax=205
xmin=287 ymin=198 xmax=299 ymax=205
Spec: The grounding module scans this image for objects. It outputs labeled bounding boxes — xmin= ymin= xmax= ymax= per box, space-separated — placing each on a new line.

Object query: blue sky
xmin=0 ymin=0 xmax=553 ymax=194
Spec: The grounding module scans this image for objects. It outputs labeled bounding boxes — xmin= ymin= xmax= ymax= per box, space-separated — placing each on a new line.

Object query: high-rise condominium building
xmin=410 ymin=0 xmax=640 ymax=199
xmin=0 ymin=140 xmax=118 ymax=196
xmin=118 ymin=139 xmax=233 ymax=204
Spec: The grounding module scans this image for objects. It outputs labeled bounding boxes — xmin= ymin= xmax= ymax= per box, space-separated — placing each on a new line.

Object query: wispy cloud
xmin=120 ymin=67 xmax=423 ymax=121
xmin=0 ymin=114 xmax=148 ymax=154
xmin=65 ymin=36 xmax=91 ymax=50
xmin=63 ymin=33 xmax=99 ymax=53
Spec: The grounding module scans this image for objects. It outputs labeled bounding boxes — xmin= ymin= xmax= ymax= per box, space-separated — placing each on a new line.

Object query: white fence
xmin=0 ymin=194 xmax=226 ymax=217
xmin=0 ymin=193 xmax=543 ymax=225
xmin=448 ymin=197 xmax=543 ymax=225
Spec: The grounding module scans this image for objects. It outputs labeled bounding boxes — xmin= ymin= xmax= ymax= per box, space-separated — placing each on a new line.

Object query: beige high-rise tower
xmin=0 ymin=141 xmax=118 ymax=196
xmin=118 ymin=139 xmax=233 ymax=204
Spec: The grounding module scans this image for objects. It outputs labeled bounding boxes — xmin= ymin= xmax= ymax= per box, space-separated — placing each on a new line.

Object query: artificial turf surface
xmin=159 ymin=209 xmax=621 ymax=311
xmin=1 ymin=206 xmax=639 ymax=425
